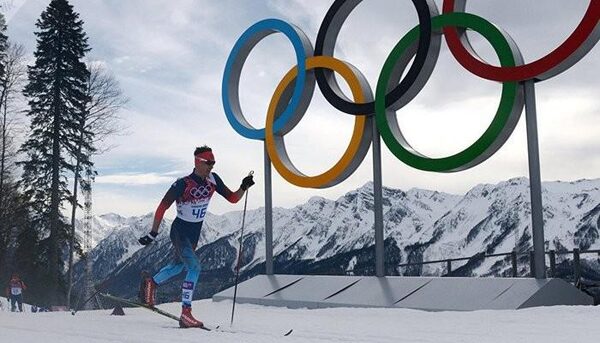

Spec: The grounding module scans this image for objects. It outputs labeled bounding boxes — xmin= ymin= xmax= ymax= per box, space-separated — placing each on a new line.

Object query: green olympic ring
xmin=376 ymin=12 xmax=524 ymax=172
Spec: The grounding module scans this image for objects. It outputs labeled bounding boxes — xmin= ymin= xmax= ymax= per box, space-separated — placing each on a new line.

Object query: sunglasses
xmin=195 ymin=157 xmax=216 ymax=166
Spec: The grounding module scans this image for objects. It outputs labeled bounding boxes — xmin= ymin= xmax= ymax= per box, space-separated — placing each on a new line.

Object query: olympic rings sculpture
xmin=222 ymin=0 xmax=600 ymax=189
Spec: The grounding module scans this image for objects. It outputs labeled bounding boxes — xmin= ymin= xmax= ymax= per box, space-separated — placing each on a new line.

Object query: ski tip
xmin=284 ymin=329 xmax=293 ymax=336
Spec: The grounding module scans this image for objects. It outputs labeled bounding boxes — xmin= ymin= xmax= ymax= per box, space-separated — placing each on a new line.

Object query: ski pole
xmin=71 ymin=289 xmax=100 ymax=315
xmin=71 ymin=280 xmax=109 ymax=315
xmin=230 ymin=170 xmax=252 ymax=326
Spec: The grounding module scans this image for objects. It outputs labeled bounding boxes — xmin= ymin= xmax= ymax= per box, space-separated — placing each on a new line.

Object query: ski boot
xmin=139 ymin=274 xmax=157 ymax=306
xmin=179 ymin=306 xmax=204 ymax=328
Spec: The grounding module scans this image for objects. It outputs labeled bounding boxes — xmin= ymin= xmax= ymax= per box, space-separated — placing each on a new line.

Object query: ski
xmin=215 ymin=325 xmax=294 ymax=336
xmin=98 ymin=292 xmax=211 ymax=331
xmin=98 ymin=292 xmax=293 ymax=336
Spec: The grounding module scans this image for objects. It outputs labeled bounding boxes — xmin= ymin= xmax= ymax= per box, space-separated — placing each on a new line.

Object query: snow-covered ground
xmin=1 ymin=298 xmax=600 ymax=343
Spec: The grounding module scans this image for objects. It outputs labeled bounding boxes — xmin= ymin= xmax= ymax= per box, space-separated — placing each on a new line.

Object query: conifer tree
xmin=0 ymin=12 xmax=7 ymax=80
xmin=0 ymin=10 xmax=10 ymax=277
xmin=19 ymin=0 xmax=92 ymax=305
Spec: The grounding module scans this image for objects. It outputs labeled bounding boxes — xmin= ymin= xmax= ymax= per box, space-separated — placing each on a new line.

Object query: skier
xmin=5 ymin=272 xmax=27 ymax=312
xmin=138 ymin=145 xmax=254 ymax=328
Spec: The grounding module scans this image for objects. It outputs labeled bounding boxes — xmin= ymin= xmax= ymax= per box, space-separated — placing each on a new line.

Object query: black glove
xmin=139 ymin=231 xmax=158 ymax=245
xmin=240 ymin=174 xmax=255 ymax=191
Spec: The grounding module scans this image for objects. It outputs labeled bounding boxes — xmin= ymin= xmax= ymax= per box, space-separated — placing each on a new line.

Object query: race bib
xmin=176 ymin=202 xmax=209 ymax=223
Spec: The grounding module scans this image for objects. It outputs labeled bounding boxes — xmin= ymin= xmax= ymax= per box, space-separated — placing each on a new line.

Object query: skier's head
xmin=194 ymin=145 xmax=215 ymax=178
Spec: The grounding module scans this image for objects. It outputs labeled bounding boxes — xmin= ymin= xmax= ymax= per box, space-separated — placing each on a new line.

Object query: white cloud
xmin=6 ymin=0 xmax=599 ymax=216
xmin=2 ymin=0 xmax=29 ymax=23
xmin=96 ymin=172 xmax=176 ymax=186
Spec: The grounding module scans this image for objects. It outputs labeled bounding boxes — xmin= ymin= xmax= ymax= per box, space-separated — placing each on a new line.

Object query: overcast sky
xmin=4 ymin=0 xmax=599 ymax=218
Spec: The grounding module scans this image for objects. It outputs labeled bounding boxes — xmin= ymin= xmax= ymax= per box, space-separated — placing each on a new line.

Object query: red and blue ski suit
xmin=152 ymin=171 xmax=241 ymax=306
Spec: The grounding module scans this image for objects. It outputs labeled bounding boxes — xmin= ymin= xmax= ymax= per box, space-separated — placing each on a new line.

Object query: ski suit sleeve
xmin=212 ymin=173 xmax=242 ymax=203
xmin=152 ymin=179 xmax=185 ymax=231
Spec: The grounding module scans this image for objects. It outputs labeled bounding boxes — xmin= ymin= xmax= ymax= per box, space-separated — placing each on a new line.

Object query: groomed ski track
xmin=2 ymin=298 xmax=600 ymax=342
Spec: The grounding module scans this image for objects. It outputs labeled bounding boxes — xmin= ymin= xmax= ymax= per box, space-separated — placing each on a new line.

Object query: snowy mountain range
xmin=72 ymin=177 xmax=600 ymax=301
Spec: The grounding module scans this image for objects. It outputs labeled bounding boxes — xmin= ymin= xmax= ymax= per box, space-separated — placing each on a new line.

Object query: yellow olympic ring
xmin=265 ymin=56 xmax=373 ymax=188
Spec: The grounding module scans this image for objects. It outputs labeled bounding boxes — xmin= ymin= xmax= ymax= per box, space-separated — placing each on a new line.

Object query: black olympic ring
xmin=314 ymin=0 xmax=440 ymax=115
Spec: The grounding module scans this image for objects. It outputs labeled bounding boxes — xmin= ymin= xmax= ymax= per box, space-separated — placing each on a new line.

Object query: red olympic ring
xmin=442 ymin=0 xmax=600 ymax=81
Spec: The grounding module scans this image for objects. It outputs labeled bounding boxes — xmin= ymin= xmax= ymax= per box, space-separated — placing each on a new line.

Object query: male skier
xmin=138 ymin=145 xmax=254 ymax=328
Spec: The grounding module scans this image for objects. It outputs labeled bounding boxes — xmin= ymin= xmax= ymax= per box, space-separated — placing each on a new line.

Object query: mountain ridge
xmin=73 ymin=177 xmax=600 ymax=301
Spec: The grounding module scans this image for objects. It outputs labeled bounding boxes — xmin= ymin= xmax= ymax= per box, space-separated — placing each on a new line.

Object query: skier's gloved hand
xmin=138 ymin=231 xmax=158 ymax=245
xmin=240 ymin=174 xmax=255 ymax=191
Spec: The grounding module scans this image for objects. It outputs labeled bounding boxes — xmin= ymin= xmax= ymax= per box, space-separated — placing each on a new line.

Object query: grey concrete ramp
xmin=324 ymin=276 xmax=433 ymax=308
xmin=518 ymin=278 xmax=595 ymax=308
xmin=212 ymin=274 xmax=303 ymax=304
xmin=212 ymin=275 xmax=593 ymax=311
xmin=395 ymin=277 xmax=518 ymax=310
xmin=262 ymin=275 xmax=361 ymax=308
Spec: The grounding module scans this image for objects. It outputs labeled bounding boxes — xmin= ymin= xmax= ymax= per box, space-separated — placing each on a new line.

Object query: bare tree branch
xmin=0 ymin=41 xmax=27 ymax=278
xmin=0 ymin=41 xmax=27 ymax=197
xmin=83 ymin=62 xmax=129 ymax=154
xmin=67 ymin=61 xmax=128 ymax=305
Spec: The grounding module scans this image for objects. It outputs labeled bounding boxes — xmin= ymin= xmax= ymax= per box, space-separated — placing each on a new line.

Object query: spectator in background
xmin=5 ymin=273 xmax=27 ymax=312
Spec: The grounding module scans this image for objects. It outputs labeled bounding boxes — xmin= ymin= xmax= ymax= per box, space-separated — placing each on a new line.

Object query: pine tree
xmin=0 ymin=12 xmax=8 ymax=80
xmin=0 ymin=10 xmax=10 ymax=277
xmin=19 ymin=0 xmax=92 ymax=306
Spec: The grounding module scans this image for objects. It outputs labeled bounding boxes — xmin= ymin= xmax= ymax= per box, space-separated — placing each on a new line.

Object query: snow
xmin=1 ymin=298 xmax=599 ymax=342
xmin=83 ymin=178 xmax=600 ymax=281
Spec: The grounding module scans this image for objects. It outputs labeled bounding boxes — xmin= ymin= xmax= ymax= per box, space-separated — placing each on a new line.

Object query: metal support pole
xmin=446 ymin=260 xmax=452 ymax=275
xmin=549 ymin=250 xmax=556 ymax=277
xmin=529 ymin=250 xmax=536 ymax=278
xmin=372 ymin=123 xmax=385 ymax=277
xmin=264 ymin=143 xmax=273 ymax=275
xmin=511 ymin=251 xmax=518 ymax=277
xmin=573 ymin=248 xmax=581 ymax=285
xmin=523 ymin=80 xmax=546 ymax=279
